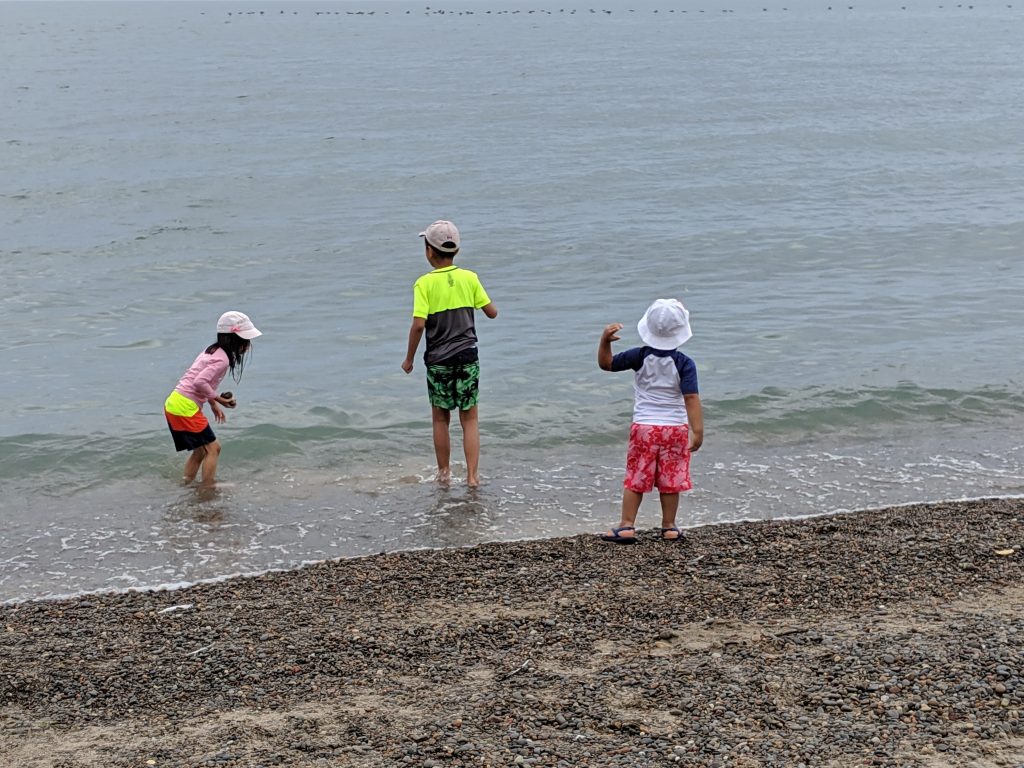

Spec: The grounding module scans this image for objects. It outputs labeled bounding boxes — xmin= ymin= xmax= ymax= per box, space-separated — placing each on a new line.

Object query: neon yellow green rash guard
xmin=412 ymin=265 xmax=491 ymax=365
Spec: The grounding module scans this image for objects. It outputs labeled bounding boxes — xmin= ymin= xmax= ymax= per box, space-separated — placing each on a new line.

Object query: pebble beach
xmin=3 ymin=498 xmax=1024 ymax=767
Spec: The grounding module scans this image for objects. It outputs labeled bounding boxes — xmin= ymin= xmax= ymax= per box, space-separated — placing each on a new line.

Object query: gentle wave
xmin=713 ymin=382 xmax=1024 ymax=442
xmin=2 ymin=383 xmax=1022 ymax=487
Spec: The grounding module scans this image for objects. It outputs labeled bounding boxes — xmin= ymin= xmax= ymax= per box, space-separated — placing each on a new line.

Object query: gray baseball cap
xmin=419 ymin=220 xmax=460 ymax=253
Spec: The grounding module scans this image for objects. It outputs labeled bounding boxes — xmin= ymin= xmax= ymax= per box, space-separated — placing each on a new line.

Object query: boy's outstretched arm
xmin=684 ymin=393 xmax=704 ymax=452
xmin=598 ymin=323 xmax=622 ymax=370
xmin=481 ymin=302 xmax=498 ymax=319
xmin=402 ymin=317 xmax=426 ymax=373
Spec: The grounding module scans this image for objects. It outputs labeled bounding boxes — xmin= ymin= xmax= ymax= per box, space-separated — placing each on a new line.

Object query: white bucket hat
xmin=419 ymin=220 xmax=460 ymax=254
xmin=637 ymin=299 xmax=692 ymax=350
xmin=217 ymin=310 xmax=262 ymax=340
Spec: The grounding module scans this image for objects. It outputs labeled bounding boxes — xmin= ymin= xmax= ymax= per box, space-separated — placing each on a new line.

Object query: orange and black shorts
xmin=164 ymin=391 xmax=216 ymax=452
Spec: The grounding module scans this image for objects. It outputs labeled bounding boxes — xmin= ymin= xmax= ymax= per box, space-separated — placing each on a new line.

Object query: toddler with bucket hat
xmin=597 ymin=299 xmax=704 ymax=544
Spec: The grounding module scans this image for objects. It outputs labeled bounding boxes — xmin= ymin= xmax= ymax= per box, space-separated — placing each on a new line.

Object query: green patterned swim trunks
xmin=426 ymin=360 xmax=480 ymax=411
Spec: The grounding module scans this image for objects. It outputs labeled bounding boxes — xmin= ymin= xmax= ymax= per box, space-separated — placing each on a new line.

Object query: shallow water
xmin=2 ymin=0 xmax=1023 ymax=602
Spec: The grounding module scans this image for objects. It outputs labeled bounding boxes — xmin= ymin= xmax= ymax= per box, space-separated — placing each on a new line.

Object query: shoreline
xmin=7 ymin=492 xmax=1023 ymax=610
xmin=3 ymin=498 xmax=1024 ymax=767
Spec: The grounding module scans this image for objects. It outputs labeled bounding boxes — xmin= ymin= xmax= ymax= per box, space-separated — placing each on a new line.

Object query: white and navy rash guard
xmin=610 ymin=347 xmax=699 ymax=426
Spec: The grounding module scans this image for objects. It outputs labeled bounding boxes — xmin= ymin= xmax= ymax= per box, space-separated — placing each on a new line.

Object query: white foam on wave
xmin=6 ymin=492 xmax=1023 ymax=608
xmin=4 ymin=439 xmax=1023 ymax=605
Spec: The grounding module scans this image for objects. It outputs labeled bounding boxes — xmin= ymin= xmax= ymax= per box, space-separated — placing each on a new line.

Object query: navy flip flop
xmin=660 ymin=526 xmax=683 ymax=542
xmin=601 ymin=525 xmax=637 ymax=544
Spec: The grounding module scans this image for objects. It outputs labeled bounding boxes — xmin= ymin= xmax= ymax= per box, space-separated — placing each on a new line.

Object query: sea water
xmin=2 ymin=0 xmax=1023 ymax=602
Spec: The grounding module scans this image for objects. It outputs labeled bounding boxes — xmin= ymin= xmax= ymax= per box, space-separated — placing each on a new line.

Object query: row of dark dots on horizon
xmin=220 ymin=4 xmax=1012 ymax=14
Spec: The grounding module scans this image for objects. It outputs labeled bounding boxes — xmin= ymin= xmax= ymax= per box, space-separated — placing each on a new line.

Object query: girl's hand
xmin=210 ymin=402 xmax=226 ymax=424
xmin=602 ymin=323 xmax=623 ymax=342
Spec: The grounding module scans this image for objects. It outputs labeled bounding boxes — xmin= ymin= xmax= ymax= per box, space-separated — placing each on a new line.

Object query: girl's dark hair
xmin=205 ymin=333 xmax=251 ymax=382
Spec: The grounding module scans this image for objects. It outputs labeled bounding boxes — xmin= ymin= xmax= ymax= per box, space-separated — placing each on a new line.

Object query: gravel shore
xmin=3 ymin=498 xmax=1024 ymax=767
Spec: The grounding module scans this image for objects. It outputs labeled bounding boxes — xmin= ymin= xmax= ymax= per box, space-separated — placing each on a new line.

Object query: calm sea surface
xmin=2 ymin=0 xmax=1023 ymax=602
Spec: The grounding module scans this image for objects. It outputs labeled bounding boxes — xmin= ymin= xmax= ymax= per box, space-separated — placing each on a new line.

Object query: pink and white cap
xmin=419 ymin=220 xmax=460 ymax=253
xmin=217 ymin=310 xmax=262 ymax=340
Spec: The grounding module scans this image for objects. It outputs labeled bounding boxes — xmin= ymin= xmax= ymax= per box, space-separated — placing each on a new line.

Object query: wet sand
xmin=3 ymin=498 xmax=1024 ymax=767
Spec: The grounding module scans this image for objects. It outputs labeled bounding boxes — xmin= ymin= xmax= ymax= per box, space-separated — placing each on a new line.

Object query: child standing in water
xmin=164 ymin=311 xmax=262 ymax=490
xmin=598 ymin=299 xmax=703 ymax=543
xmin=402 ymin=220 xmax=498 ymax=487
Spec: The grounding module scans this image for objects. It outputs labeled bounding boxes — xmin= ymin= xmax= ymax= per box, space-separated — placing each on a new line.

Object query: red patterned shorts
xmin=623 ymin=423 xmax=692 ymax=494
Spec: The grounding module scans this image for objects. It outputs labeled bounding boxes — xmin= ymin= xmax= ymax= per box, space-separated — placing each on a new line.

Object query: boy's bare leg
xmin=183 ymin=446 xmax=206 ymax=484
xmin=604 ymin=489 xmax=643 ymax=540
xmin=459 ymin=406 xmax=481 ymax=487
xmin=198 ymin=440 xmax=222 ymax=491
xmin=431 ymin=406 xmax=452 ymax=484
xmin=659 ymin=492 xmax=681 ymax=539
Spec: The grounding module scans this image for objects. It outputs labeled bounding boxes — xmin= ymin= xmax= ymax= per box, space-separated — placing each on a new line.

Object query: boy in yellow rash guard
xmin=402 ymin=220 xmax=498 ymax=487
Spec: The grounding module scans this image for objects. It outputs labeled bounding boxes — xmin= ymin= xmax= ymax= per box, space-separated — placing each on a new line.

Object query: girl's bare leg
xmin=183 ymin=446 xmax=206 ymax=484
xmin=431 ymin=406 xmax=452 ymax=484
xmin=198 ymin=440 xmax=222 ymax=490
xmin=459 ymin=406 xmax=481 ymax=487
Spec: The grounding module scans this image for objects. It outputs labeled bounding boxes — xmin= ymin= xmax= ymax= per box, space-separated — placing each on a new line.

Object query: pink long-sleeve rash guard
xmin=174 ymin=348 xmax=229 ymax=407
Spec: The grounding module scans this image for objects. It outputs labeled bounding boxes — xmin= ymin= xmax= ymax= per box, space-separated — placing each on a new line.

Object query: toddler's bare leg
xmin=601 ymin=489 xmax=644 ymax=542
xmin=659 ymin=492 xmax=681 ymax=539
xmin=620 ymin=489 xmax=643 ymax=528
